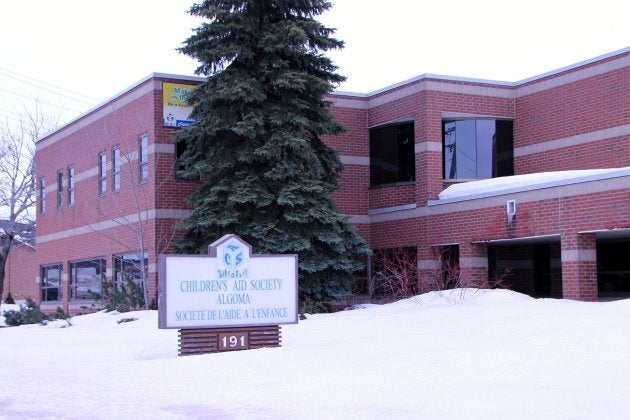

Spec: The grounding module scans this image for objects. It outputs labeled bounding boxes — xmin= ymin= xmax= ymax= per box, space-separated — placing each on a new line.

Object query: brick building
xmin=1 ymin=221 xmax=37 ymax=302
xmin=35 ymin=48 xmax=629 ymax=313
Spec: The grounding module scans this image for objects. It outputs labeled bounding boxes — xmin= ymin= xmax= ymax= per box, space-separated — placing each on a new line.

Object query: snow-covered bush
xmin=2 ymin=298 xmax=45 ymax=326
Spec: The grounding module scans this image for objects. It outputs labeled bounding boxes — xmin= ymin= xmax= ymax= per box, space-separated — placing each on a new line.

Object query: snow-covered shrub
xmin=49 ymin=307 xmax=73 ymax=326
xmin=94 ymin=278 xmax=145 ymax=313
xmin=2 ymin=298 xmax=45 ymax=326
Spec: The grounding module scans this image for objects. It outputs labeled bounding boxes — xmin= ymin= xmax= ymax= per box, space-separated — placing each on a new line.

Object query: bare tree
xmin=75 ymin=121 xmax=183 ymax=310
xmin=0 ymin=107 xmax=57 ymax=299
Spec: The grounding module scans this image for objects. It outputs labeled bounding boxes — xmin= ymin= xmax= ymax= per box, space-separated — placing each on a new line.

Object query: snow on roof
xmin=436 ymin=167 xmax=630 ymax=203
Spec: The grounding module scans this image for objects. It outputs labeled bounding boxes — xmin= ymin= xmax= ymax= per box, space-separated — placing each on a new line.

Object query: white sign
xmin=158 ymin=235 xmax=298 ymax=329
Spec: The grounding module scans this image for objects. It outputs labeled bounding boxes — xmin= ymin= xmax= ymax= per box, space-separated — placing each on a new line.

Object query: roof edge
xmin=38 ymin=73 xmax=206 ymax=143
xmin=333 ymin=46 xmax=630 ymax=98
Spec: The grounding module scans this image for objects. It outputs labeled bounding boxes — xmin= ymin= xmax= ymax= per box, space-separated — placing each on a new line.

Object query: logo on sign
xmin=218 ymin=242 xmax=248 ymax=279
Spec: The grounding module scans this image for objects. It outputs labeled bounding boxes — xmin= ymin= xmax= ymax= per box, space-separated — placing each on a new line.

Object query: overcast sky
xmin=0 ymin=0 xmax=628 ymax=131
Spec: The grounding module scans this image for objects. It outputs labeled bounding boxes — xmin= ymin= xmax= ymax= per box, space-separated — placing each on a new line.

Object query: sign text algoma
xmin=158 ymin=234 xmax=298 ymax=329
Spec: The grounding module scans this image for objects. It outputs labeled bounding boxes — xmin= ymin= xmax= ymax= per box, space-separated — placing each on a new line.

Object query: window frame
xmin=442 ymin=118 xmax=514 ymax=181
xmin=67 ymin=165 xmax=75 ymax=206
xmin=40 ymin=177 xmax=46 ymax=214
xmin=138 ymin=134 xmax=148 ymax=183
xmin=369 ymin=121 xmax=416 ymax=187
xmin=69 ymin=257 xmax=106 ymax=301
xmin=112 ymin=145 xmax=121 ymax=192
xmin=113 ymin=251 xmax=148 ymax=292
xmin=41 ymin=263 xmax=63 ymax=302
xmin=98 ymin=152 xmax=107 ymax=196
xmin=56 ymin=170 xmax=64 ymax=209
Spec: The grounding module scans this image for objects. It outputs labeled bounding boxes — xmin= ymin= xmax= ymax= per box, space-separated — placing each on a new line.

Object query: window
xmin=443 ymin=119 xmax=513 ymax=180
xmin=57 ymin=170 xmax=64 ymax=209
xmin=98 ymin=152 xmax=107 ymax=195
xmin=372 ymin=247 xmax=418 ymax=298
xmin=67 ymin=165 xmax=75 ymax=206
xmin=41 ymin=264 xmax=62 ymax=301
xmin=175 ymin=139 xmax=199 ymax=181
xmin=40 ymin=177 xmax=46 ymax=214
xmin=70 ymin=258 xmax=106 ymax=300
xmin=113 ymin=251 xmax=148 ymax=293
xmin=139 ymin=134 xmax=148 ymax=182
xmin=369 ymin=122 xmax=415 ymax=186
xmin=112 ymin=146 xmax=121 ymax=192
xmin=440 ymin=245 xmax=460 ymax=289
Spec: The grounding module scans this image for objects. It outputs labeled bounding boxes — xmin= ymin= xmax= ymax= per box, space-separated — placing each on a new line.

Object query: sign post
xmin=158 ymin=234 xmax=298 ymax=355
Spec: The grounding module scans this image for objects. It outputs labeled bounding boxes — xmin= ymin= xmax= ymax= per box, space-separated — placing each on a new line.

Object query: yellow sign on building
xmin=163 ymin=82 xmax=195 ymax=127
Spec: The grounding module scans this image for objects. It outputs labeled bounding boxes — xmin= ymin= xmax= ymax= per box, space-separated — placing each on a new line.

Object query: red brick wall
xmin=33 ymin=50 xmax=629 ymax=305
xmin=2 ymin=245 xmax=37 ymax=302
xmin=35 ymin=78 xmax=160 ymax=312
xmin=515 ymin=66 xmax=629 ymax=174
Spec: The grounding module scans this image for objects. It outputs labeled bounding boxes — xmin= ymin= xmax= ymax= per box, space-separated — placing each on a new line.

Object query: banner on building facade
xmin=162 ymin=82 xmax=195 ymax=127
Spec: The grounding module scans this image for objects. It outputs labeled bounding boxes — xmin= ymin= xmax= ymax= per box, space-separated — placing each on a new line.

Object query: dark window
xmin=139 ymin=135 xmax=148 ymax=182
xmin=369 ymin=122 xmax=415 ymax=186
xmin=70 ymin=258 xmax=106 ymax=300
xmin=40 ymin=177 xmax=46 ymax=214
xmin=67 ymin=166 xmax=74 ymax=206
xmin=175 ymin=139 xmax=199 ymax=181
xmin=98 ymin=152 xmax=107 ymax=195
xmin=41 ymin=264 xmax=62 ymax=301
xmin=56 ymin=170 xmax=64 ymax=209
xmin=440 ymin=245 xmax=460 ymax=289
xmin=371 ymin=247 xmax=418 ymax=298
xmin=597 ymin=240 xmax=630 ymax=296
xmin=443 ymin=119 xmax=513 ymax=180
xmin=112 ymin=146 xmax=121 ymax=191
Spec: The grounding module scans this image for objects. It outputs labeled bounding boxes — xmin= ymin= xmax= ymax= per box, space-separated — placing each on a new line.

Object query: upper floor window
xmin=112 ymin=146 xmax=121 ymax=192
xmin=41 ymin=263 xmax=62 ymax=301
xmin=98 ymin=152 xmax=107 ymax=196
xmin=443 ymin=119 xmax=513 ymax=180
xmin=67 ymin=165 xmax=75 ymax=206
xmin=139 ymin=134 xmax=148 ymax=182
xmin=369 ymin=122 xmax=415 ymax=187
xmin=56 ymin=170 xmax=64 ymax=209
xmin=175 ymin=139 xmax=199 ymax=181
xmin=40 ymin=177 xmax=46 ymax=214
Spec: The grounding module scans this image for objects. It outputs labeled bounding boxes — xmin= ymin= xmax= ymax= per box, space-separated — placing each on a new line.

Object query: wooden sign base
xmin=178 ymin=325 xmax=281 ymax=356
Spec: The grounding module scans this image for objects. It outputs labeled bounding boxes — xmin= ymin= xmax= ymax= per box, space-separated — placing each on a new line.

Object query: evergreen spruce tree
xmin=176 ymin=0 xmax=370 ymax=305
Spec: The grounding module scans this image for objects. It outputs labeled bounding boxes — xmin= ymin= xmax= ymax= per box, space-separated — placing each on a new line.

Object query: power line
xmin=0 ymin=71 xmax=98 ymax=106
xmin=0 ymin=87 xmax=84 ymax=114
xmin=0 ymin=106 xmax=25 ymax=118
xmin=0 ymin=66 xmax=100 ymax=102
xmin=0 ymin=112 xmax=24 ymax=125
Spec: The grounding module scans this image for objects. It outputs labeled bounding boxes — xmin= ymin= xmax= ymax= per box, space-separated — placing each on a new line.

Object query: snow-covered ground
xmin=1 ymin=289 xmax=629 ymax=419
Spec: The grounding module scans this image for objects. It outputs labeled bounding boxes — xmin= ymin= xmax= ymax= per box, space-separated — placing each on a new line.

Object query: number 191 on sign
xmin=218 ymin=333 xmax=248 ymax=351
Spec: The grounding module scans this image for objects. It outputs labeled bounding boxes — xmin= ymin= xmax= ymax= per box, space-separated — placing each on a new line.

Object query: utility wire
xmin=0 ymin=71 xmax=98 ymax=106
xmin=0 ymin=66 xmax=100 ymax=102
xmin=0 ymin=106 xmax=25 ymax=119
xmin=0 ymin=87 xmax=84 ymax=114
xmin=0 ymin=112 xmax=24 ymax=125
